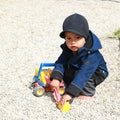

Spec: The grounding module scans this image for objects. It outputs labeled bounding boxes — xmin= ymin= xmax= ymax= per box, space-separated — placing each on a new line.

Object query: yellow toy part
xmin=35 ymin=68 xmax=39 ymax=76
xmin=59 ymin=87 xmax=65 ymax=95
xmin=35 ymin=68 xmax=52 ymax=85
xmin=46 ymin=68 xmax=52 ymax=76
xmin=40 ymin=71 xmax=47 ymax=84
xmin=57 ymin=101 xmax=70 ymax=112
xmin=42 ymin=69 xmax=51 ymax=78
xmin=40 ymin=69 xmax=52 ymax=84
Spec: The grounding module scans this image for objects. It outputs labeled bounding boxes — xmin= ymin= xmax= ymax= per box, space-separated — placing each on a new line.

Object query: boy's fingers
xmin=50 ymin=85 xmax=59 ymax=92
xmin=60 ymin=97 xmax=66 ymax=105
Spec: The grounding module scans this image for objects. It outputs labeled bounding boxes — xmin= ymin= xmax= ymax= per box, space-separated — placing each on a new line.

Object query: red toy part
xmin=44 ymin=86 xmax=52 ymax=92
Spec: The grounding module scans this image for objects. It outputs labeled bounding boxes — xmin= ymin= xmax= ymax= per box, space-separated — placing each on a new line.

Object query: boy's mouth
xmin=71 ymin=46 xmax=76 ymax=48
xmin=70 ymin=46 xmax=78 ymax=51
xmin=71 ymin=45 xmax=77 ymax=48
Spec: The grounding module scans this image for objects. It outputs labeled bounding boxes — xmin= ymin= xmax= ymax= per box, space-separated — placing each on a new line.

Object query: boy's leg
xmin=78 ymin=78 xmax=95 ymax=100
xmin=78 ymin=68 xmax=106 ymax=100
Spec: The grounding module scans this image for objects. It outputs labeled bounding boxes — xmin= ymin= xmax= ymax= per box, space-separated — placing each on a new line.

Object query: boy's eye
xmin=65 ymin=36 xmax=82 ymax=41
xmin=65 ymin=37 xmax=71 ymax=40
xmin=76 ymin=36 xmax=81 ymax=39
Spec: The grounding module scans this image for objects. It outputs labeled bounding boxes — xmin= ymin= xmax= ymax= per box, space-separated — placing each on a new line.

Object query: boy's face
xmin=65 ymin=32 xmax=86 ymax=52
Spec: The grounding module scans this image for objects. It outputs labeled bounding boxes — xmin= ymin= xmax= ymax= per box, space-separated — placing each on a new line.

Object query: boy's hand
xmin=50 ymin=79 xmax=60 ymax=91
xmin=60 ymin=94 xmax=72 ymax=105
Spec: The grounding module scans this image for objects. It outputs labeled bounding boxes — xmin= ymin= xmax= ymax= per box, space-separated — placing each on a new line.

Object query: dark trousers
xmin=63 ymin=68 xmax=106 ymax=96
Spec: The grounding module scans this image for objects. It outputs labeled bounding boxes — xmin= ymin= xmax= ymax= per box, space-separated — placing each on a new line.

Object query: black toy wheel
xmin=33 ymin=86 xmax=45 ymax=97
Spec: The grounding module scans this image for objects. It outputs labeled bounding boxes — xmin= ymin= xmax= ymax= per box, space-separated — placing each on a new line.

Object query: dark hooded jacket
xmin=51 ymin=31 xmax=108 ymax=97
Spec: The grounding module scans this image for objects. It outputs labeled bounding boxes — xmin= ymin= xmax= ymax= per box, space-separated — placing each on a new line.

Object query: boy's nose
xmin=70 ymin=39 xmax=77 ymax=43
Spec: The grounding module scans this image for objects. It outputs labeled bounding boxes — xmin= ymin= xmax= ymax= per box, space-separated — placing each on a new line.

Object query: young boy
xmin=50 ymin=13 xmax=108 ymax=105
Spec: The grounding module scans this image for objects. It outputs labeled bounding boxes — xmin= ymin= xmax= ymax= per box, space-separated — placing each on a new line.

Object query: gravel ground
xmin=0 ymin=0 xmax=120 ymax=120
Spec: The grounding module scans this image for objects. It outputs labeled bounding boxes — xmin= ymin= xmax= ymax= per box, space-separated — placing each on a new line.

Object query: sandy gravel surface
xmin=0 ymin=0 xmax=120 ymax=120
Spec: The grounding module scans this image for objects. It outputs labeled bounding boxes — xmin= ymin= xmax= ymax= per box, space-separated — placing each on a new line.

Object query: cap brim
xmin=60 ymin=29 xmax=84 ymax=38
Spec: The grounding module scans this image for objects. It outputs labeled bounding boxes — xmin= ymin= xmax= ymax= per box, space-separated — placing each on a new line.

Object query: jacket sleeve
xmin=65 ymin=52 xmax=99 ymax=97
xmin=50 ymin=51 xmax=68 ymax=81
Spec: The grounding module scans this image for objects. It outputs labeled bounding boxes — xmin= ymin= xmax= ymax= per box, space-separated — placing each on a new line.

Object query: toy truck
xmin=31 ymin=63 xmax=71 ymax=112
xmin=32 ymin=63 xmax=65 ymax=97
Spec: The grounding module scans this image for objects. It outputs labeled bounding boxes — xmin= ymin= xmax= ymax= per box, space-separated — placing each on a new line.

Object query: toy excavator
xmin=31 ymin=63 xmax=71 ymax=112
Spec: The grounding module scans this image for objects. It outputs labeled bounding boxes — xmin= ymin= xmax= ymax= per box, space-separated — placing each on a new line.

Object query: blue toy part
xmin=34 ymin=63 xmax=55 ymax=86
xmin=34 ymin=76 xmax=46 ymax=86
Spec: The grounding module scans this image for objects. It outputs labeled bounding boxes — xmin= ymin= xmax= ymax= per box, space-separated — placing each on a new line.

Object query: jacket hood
xmin=84 ymin=31 xmax=102 ymax=52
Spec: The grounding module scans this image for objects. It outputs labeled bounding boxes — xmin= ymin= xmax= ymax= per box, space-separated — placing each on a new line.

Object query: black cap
xmin=60 ymin=13 xmax=89 ymax=39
